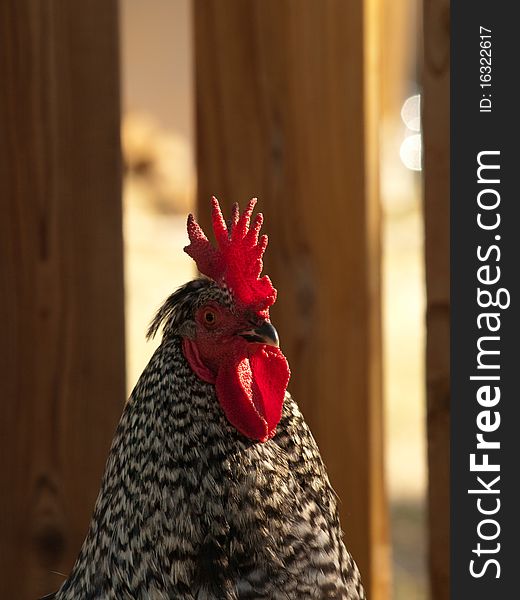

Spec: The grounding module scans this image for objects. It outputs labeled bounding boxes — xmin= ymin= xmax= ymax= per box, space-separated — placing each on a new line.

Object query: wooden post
xmin=194 ymin=1 xmax=389 ymax=597
xmin=0 ymin=2 xmax=125 ymax=598
xmin=423 ymin=0 xmax=450 ymax=598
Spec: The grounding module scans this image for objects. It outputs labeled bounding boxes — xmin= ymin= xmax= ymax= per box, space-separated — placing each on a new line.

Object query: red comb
xmin=184 ymin=197 xmax=277 ymax=314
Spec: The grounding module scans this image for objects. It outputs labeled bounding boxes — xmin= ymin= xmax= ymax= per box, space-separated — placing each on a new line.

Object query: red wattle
xmin=215 ymin=346 xmax=290 ymax=442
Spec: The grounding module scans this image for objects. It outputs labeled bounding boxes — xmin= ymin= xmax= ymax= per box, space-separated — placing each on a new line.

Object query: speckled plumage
xmin=52 ymin=277 xmax=365 ymax=600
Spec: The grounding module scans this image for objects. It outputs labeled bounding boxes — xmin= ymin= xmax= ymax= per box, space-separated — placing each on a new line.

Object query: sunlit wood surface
xmin=194 ymin=1 xmax=389 ymax=597
xmin=0 ymin=2 xmax=125 ymax=598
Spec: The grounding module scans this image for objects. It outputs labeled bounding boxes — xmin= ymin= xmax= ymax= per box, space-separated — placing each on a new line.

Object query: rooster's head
xmin=148 ymin=198 xmax=290 ymax=442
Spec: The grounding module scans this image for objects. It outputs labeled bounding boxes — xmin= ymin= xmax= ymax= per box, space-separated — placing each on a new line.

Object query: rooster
xmin=48 ymin=198 xmax=365 ymax=599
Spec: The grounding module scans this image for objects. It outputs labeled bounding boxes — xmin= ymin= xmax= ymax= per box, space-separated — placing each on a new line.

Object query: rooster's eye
xmin=203 ymin=309 xmax=217 ymax=326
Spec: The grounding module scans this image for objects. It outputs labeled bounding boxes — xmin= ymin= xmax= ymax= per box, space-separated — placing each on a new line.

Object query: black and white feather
xmin=49 ymin=279 xmax=365 ymax=600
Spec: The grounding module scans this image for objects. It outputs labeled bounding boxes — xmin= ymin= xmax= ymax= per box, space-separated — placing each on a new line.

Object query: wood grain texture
xmin=194 ymin=1 xmax=389 ymax=597
xmin=423 ymin=0 xmax=450 ymax=598
xmin=0 ymin=2 xmax=125 ymax=598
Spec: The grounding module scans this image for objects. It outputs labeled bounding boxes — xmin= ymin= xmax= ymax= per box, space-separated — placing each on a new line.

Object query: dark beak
xmin=239 ymin=321 xmax=280 ymax=348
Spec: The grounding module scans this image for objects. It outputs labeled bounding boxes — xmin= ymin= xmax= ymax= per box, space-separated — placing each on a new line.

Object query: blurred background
xmin=0 ymin=1 xmax=449 ymax=599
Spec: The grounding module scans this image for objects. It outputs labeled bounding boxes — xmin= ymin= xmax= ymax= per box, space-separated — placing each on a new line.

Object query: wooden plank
xmin=381 ymin=0 xmax=418 ymax=118
xmin=0 ymin=2 xmax=125 ymax=598
xmin=194 ymin=1 xmax=389 ymax=597
xmin=422 ymin=0 xmax=450 ymax=598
